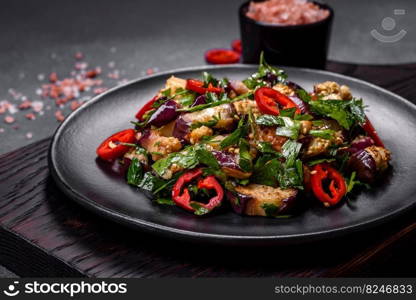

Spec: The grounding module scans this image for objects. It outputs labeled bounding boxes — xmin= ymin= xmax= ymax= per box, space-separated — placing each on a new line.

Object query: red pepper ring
xmin=197 ymin=175 xmax=224 ymax=211
xmin=362 ymin=116 xmax=385 ymax=148
xmin=310 ymin=163 xmax=347 ymax=207
xmin=231 ymin=39 xmax=242 ymax=53
xmin=135 ymin=95 xmax=158 ymax=120
xmin=96 ymin=129 xmax=136 ymax=161
xmin=172 ymin=168 xmax=203 ymax=211
xmin=255 ymin=87 xmax=301 ymax=116
xmin=186 ymin=79 xmax=223 ymax=94
xmin=172 ymin=170 xmax=224 ymax=214
xmin=205 ymin=49 xmax=241 ymax=65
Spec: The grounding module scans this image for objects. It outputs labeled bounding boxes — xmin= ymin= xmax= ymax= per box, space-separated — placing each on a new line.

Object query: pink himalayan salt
xmin=246 ymin=0 xmax=329 ymax=25
xmin=4 ymin=115 xmax=15 ymax=124
xmin=55 ymin=110 xmax=65 ymax=122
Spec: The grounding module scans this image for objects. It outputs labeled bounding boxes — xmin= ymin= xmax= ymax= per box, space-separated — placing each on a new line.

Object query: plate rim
xmin=49 ymin=64 xmax=416 ymax=244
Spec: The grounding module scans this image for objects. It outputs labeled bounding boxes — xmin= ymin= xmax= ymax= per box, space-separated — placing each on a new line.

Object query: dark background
xmin=0 ymin=0 xmax=414 ymax=277
xmin=0 ymin=0 xmax=415 ymax=155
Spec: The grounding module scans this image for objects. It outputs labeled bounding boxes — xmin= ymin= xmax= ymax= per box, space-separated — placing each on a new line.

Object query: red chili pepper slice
xmin=186 ymin=79 xmax=223 ymax=94
xmin=231 ymin=39 xmax=242 ymax=53
xmin=205 ymin=49 xmax=241 ymax=65
xmin=96 ymin=129 xmax=136 ymax=161
xmin=255 ymin=87 xmax=301 ymax=115
xmin=135 ymin=96 xmax=158 ymax=120
xmin=197 ymin=175 xmax=224 ymax=211
xmin=172 ymin=169 xmax=224 ymax=214
xmin=310 ymin=163 xmax=347 ymax=207
xmin=172 ymin=169 xmax=204 ymax=211
xmin=362 ymin=116 xmax=384 ymax=147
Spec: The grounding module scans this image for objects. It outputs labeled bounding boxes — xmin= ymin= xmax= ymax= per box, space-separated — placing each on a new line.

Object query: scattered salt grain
xmin=4 ymin=115 xmax=15 ymax=124
xmin=25 ymin=113 xmax=36 ymax=120
xmin=75 ymin=62 xmax=88 ymax=70
xmin=55 ymin=110 xmax=65 ymax=122
xmin=49 ymin=72 xmax=58 ymax=83
xmin=75 ymin=52 xmax=84 ymax=60
xmin=7 ymin=104 xmax=18 ymax=114
xmin=146 ymin=68 xmax=154 ymax=75
xmin=93 ymin=87 xmax=108 ymax=95
xmin=19 ymin=100 xmax=32 ymax=110
xmin=70 ymin=100 xmax=83 ymax=111
xmin=31 ymin=101 xmax=44 ymax=113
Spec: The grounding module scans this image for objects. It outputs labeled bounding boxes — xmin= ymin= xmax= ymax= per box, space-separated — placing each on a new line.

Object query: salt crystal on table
xmin=146 ymin=68 xmax=154 ymax=75
xmin=31 ymin=101 xmax=44 ymax=112
xmin=4 ymin=115 xmax=15 ymax=124
xmin=7 ymin=104 xmax=18 ymax=114
xmin=0 ymin=101 xmax=10 ymax=114
xmin=75 ymin=52 xmax=84 ymax=60
xmin=70 ymin=100 xmax=82 ymax=111
xmin=55 ymin=110 xmax=65 ymax=122
xmin=75 ymin=62 xmax=88 ymax=70
xmin=19 ymin=100 xmax=32 ymax=110
xmin=25 ymin=113 xmax=36 ymax=120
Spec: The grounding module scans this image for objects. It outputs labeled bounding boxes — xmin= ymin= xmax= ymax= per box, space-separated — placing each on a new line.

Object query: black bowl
xmin=239 ymin=0 xmax=334 ymax=69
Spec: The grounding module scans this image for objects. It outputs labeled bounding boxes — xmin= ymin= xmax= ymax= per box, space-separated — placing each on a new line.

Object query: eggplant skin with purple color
xmin=97 ymin=56 xmax=392 ymax=218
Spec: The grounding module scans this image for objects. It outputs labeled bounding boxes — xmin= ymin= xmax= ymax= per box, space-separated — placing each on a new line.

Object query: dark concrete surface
xmin=0 ymin=0 xmax=414 ymax=278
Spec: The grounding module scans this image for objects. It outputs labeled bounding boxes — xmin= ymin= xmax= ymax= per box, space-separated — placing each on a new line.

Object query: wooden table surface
xmin=1 ymin=62 xmax=416 ymax=278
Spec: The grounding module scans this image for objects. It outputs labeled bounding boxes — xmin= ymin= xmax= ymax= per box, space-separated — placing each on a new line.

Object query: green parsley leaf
xmin=238 ymin=138 xmax=253 ymax=172
xmin=309 ymin=129 xmax=336 ymax=140
xmin=280 ymin=107 xmax=297 ymax=118
xmin=294 ymin=114 xmax=313 ymax=121
xmin=176 ymin=90 xmax=196 ymax=107
xmin=277 ymin=160 xmax=304 ymax=190
xmin=261 ymin=203 xmax=280 ymax=217
xmin=257 ymin=142 xmax=281 ymax=156
xmin=154 ymin=198 xmax=175 ymax=205
xmin=190 ymin=202 xmax=210 ymax=216
xmin=126 ymin=158 xmax=143 ymax=186
xmin=177 ymin=92 xmax=252 ymax=113
xmin=137 ymin=172 xmax=167 ymax=193
xmin=252 ymin=157 xmax=281 ymax=187
xmin=196 ymin=148 xmax=220 ymax=170
xmin=202 ymin=72 xmax=219 ymax=87
xmin=161 ymin=88 xmax=171 ymax=97
xmin=275 ymin=117 xmax=301 ymax=139
xmin=255 ymin=115 xmax=284 ymax=126
xmin=296 ymin=89 xmax=312 ymax=103
xmin=281 ymin=139 xmax=302 ymax=167
xmin=190 ymin=115 xmax=219 ymax=129
xmin=346 ymin=171 xmax=370 ymax=193
xmin=243 ymin=52 xmax=287 ymax=89
xmin=152 ymin=148 xmax=198 ymax=176
xmin=220 ymin=117 xmax=248 ymax=149
xmin=307 ymin=158 xmax=336 ymax=167
xmin=308 ymin=98 xmax=366 ymax=130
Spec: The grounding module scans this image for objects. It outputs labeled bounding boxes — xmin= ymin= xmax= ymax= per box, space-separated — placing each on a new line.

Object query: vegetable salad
xmin=96 ymin=55 xmax=391 ymax=217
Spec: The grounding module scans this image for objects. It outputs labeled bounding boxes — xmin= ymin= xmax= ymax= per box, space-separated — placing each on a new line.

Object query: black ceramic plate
xmin=50 ymin=65 xmax=416 ymax=245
